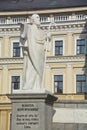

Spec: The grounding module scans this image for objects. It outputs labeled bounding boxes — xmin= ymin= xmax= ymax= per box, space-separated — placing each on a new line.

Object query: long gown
xmin=20 ymin=23 xmax=46 ymax=90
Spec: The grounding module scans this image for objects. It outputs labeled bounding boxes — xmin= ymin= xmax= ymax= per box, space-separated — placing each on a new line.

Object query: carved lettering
xmin=15 ymin=103 xmax=40 ymax=129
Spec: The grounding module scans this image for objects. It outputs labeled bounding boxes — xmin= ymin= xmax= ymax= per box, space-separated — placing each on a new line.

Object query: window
xmin=55 ymin=40 xmax=63 ymax=55
xmin=76 ymin=75 xmax=86 ymax=93
xmin=76 ymin=39 xmax=86 ymax=54
xmin=0 ymin=18 xmax=6 ymax=24
xmin=13 ymin=42 xmax=20 ymax=57
xmin=11 ymin=76 xmax=20 ymax=90
xmin=54 ymin=75 xmax=63 ymax=94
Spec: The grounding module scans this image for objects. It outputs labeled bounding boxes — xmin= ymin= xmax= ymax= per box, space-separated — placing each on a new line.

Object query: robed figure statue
xmin=20 ymin=14 xmax=49 ymax=90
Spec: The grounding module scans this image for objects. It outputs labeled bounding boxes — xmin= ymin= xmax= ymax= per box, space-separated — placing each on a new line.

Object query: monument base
xmin=7 ymin=93 xmax=57 ymax=130
xmin=12 ymin=88 xmax=51 ymax=94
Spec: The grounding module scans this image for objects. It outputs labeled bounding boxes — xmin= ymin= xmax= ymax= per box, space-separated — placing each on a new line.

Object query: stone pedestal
xmin=8 ymin=93 xmax=57 ymax=130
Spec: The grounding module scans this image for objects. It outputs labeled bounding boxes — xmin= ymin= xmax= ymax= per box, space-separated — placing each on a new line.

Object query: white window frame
xmin=52 ymin=69 xmax=65 ymax=94
xmin=74 ymin=34 xmax=87 ymax=55
xmin=54 ymin=75 xmax=63 ymax=94
xmin=9 ymin=74 xmax=22 ymax=93
xmin=11 ymin=76 xmax=20 ymax=90
xmin=76 ymin=74 xmax=86 ymax=93
xmin=11 ymin=38 xmax=22 ymax=57
xmin=53 ymin=36 xmax=65 ymax=56
xmin=75 ymin=39 xmax=86 ymax=55
xmin=74 ymin=73 xmax=87 ymax=94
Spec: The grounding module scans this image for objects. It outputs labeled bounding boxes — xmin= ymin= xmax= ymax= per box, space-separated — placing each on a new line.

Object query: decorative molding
xmin=9 ymin=69 xmax=23 ymax=73
xmin=0 ymin=95 xmax=11 ymax=104
xmin=0 ymin=58 xmax=23 ymax=65
xmin=41 ymin=22 xmax=87 ymax=32
xmin=46 ymin=55 xmax=86 ymax=63
xmin=0 ymin=25 xmax=20 ymax=35
xmin=3 ymin=65 xmax=8 ymax=69
xmin=0 ymin=20 xmax=86 ymax=35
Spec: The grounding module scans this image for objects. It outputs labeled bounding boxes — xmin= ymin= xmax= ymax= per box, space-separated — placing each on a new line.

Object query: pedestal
xmin=7 ymin=93 xmax=57 ymax=130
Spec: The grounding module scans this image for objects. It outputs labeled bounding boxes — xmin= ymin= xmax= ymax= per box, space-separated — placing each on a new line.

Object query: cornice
xmin=0 ymin=58 xmax=23 ymax=65
xmin=41 ymin=21 xmax=87 ymax=32
xmin=46 ymin=55 xmax=86 ymax=63
xmin=0 ymin=21 xmax=86 ymax=34
xmin=0 ymin=25 xmax=20 ymax=35
xmin=0 ymin=7 xmax=86 ymax=16
xmin=0 ymin=95 xmax=11 ymax=104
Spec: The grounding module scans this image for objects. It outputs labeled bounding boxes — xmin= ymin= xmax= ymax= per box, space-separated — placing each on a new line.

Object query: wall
xmin=53 ymin=100 xmax=87 ymax=130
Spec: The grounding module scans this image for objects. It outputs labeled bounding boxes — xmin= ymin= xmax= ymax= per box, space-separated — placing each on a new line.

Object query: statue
xmin=20 ymin=14 xmax=50 ymax=90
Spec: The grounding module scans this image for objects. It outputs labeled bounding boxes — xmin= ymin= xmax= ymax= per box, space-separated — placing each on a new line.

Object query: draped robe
xmin=20 ymin=23 xmax=46 ymax=89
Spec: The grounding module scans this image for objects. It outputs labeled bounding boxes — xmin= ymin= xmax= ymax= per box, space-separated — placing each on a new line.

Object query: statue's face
xmin=32 ymin=14 xmax=40 ymax=25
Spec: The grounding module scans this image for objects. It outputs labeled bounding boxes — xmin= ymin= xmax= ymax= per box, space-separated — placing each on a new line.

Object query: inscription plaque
xmin=8 ymin=94 xmax=57 ymax=130
xmin=13 ymin=103 xmax=40 ymax=130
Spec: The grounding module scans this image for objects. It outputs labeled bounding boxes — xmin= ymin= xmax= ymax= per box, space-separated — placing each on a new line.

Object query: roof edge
xmin=0 ymin=6 xmax=87 ymax=16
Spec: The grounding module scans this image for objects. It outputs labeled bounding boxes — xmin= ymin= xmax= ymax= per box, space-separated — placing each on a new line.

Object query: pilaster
xmin=2 ymin=65 xmax=9 ymax=94
xmin=3 ymin=35 xmax=10 ymax=57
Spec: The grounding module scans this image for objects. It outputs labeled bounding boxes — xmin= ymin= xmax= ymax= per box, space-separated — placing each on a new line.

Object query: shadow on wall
xmin=79 ymin=18 xmax=87 ymax=99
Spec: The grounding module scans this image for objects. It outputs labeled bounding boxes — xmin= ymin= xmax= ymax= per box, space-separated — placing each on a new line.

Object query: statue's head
xmin=31 ymin=14 xmax=40 ymax=26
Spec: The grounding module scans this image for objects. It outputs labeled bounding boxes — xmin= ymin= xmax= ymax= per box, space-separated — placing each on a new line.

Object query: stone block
xmin=7 ymin=93 xmax=57 ymax=130
xmin=78 ymin=124 xmax=87 ymax=130
xmin=52 ymin=123 xmax=64 ymax=130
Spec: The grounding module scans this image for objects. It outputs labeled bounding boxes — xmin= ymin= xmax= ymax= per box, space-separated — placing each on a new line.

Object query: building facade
xmin=0 ymin=0 xmax=87 ymax=130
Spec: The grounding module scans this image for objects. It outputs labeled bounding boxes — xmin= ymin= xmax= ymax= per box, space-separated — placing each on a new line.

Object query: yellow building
xmin=0 ymin=0 xmax=87 ymax=130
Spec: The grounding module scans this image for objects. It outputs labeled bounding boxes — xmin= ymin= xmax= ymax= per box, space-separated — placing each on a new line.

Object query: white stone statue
xmin=20 ymin=14 xmax=50 ymax=90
